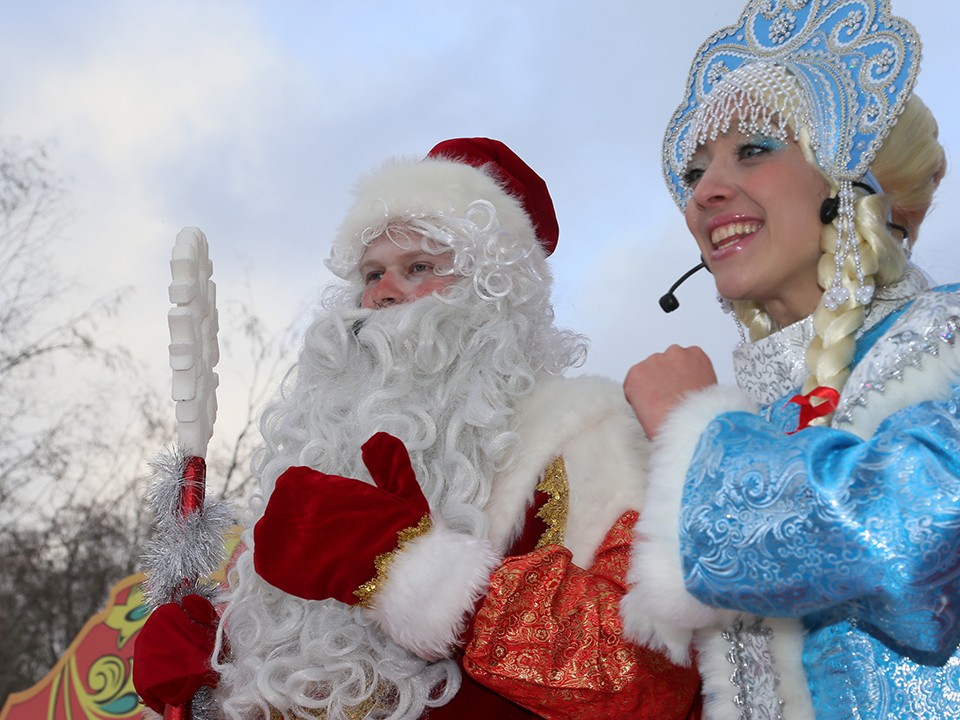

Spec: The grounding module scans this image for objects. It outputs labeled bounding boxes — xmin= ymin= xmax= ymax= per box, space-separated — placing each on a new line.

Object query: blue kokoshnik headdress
xmin=663 ymin=0 xmax=921 ymax=309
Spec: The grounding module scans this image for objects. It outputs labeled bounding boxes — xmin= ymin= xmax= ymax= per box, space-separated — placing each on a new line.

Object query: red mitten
xmin=254 ymin=431 xmax=430 ymax=605
xmin=133 ymin=594 xmax=220 ymax=715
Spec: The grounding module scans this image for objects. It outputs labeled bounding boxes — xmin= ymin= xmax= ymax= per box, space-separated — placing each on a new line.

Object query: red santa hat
xmin=327 ymin=137 xmax=558 ymax=279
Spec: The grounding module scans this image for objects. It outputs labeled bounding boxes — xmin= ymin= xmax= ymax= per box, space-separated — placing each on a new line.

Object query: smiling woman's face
xmin=683 ymin=128 xmax=831 ymax=328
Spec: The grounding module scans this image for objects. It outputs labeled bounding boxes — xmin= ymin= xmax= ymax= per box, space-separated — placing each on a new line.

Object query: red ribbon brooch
xmin=785 ymin=386 xmax=840 ymax=434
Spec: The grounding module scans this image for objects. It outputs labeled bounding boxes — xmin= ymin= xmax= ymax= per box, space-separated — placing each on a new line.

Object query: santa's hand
xmin=253 ymin=431 xmax=431 ymax=605
xmin=132 ymin=594 xmax=220 ymax=715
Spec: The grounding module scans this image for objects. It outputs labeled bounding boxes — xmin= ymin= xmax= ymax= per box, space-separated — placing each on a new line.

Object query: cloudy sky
xmin=2 ymin=0 xmax=958 ymax=447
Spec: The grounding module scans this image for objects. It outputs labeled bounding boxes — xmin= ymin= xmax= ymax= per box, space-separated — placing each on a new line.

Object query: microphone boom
xmin=659 ymin=261 xmax=707 ymax=313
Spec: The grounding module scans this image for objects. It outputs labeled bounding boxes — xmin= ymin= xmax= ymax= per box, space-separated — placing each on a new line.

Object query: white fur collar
xmin=485 ymin=373 xmax=648 ymax=566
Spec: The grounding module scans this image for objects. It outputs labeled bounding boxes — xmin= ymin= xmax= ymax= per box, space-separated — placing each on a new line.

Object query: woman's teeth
xmin=711 ymin=222 xmax=760 ymax=249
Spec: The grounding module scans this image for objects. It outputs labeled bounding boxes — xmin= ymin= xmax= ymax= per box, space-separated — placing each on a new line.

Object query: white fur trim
xmin=622 ymin=384 xmax=756 ymax=663
xmin=767 ymin=618 xmax=815 ymax=720
xmin=328 ymin=156 xmax=536 ymax=279
xmin=696 ymin=625 xmax=742 ymax=720
xmin=695 ymin=618 xmax=813 ymax=720
xmin=486 ymin=374 xmax=648 ymax=565
xmin=365 ymin=518 xmax=499 ymax=661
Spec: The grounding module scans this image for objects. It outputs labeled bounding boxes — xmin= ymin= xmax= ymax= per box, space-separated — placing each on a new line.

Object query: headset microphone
xmin=658 ymin=261 xmax=708 ymax=313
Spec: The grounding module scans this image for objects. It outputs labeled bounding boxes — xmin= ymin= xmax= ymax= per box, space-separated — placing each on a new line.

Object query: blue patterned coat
xmin=621 ymin=268 xmax=960 ymax=720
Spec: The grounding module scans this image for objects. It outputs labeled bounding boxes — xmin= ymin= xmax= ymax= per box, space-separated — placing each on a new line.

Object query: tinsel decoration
xmin=141 ymin=687 xmax=217 ymax=720
xmin=141 ymin=445 xmax=235 ymax=611
xmin=189 ymin=687 xmax=218 ymax=720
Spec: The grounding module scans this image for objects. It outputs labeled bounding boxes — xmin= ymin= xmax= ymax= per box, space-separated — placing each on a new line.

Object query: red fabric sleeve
xmin=462 ymin=511 xmax=702 ymax=720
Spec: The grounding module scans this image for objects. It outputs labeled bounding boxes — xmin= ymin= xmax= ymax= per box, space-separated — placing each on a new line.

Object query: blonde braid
xmin=802 ymin=192 xmax=886 ymax=404
xmin=801 ymin=94 xmax=942 ymax=423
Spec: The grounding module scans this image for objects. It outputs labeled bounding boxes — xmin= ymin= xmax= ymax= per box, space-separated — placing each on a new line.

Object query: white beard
xmin=215 ymin=289 xmax=572 ymax=720
xmin=256 ymin=291 xmax=541 ymax=527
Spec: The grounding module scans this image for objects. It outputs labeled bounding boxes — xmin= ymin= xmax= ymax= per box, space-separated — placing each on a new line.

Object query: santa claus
xmin=134 ymin=138 xmax=701 ymax=719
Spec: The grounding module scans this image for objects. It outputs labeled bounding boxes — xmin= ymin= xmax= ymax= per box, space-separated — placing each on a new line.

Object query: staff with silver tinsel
xmin=134 ymin=228 xmax=233 ymax=720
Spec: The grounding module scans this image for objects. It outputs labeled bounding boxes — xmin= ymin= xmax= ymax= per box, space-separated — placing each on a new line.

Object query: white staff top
xmin=168 ymin=227 xmax=219 ymax=458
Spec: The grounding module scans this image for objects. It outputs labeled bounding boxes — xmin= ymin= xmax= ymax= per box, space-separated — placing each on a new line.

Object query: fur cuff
xmin=767 ymin=617 xmax=814 ymax=720
xmin=365 ymin=519 xmax=499 ymax=661
xmin=621 ymin=385 xmax=755 ymax=663
xmin=696 ymin=617 xmax=813 ymax=720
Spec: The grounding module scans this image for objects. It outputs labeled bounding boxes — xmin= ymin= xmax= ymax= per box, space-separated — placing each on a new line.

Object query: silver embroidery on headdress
xmin=663 ymin=0 xmax=921 ymax=309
